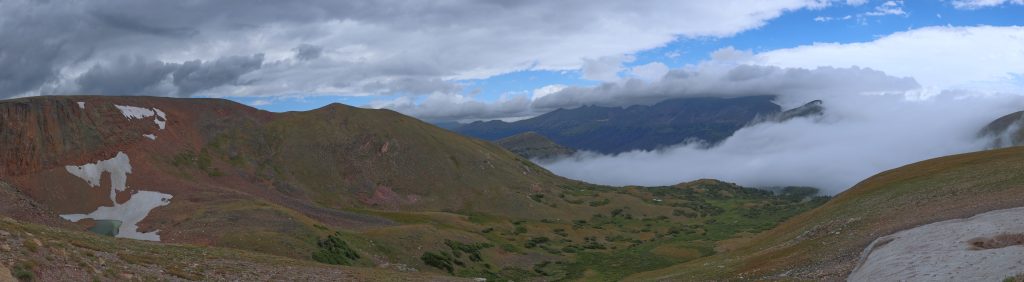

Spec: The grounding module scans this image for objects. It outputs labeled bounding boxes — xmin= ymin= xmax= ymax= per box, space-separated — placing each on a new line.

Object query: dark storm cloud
xmin=0 ymin=38 xmax=65 ymax=96
xmin=76 ymin=56 xmax=176 ymax=95
xmin=92 ymin=12 xmax=199 ymax=38
xmin=0 ymin=0 xmax=828 ymax=99
xmin=293 ymin=44 xmax=323 ymax=61
xmin=172 ymin=54 xmax=265 ymax=96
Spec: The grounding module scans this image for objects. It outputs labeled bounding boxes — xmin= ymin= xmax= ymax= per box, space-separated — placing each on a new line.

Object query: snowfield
xmin=849 ymin=207 xmax=1024 ymax=281
xmin=114 ymin=104 xmax=167 ymax=130
xmin=65 ymin=152 xmax=131 ymax=202
xmin=61 ymin=151 xmax=173 ymax=241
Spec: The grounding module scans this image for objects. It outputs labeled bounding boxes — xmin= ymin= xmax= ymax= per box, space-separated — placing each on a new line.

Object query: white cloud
xmin=629 ymin=62 xmax=670 ymax=81
xmin=532 ymin=85 xmax=568 ymax=101
xmin=249 ymin=99 xmax=272 ymax=106
xmin=865 ymin=1 xmax=906 ymax=16
xmin=952 ymin=0 xmax=1024 ymax=9
xmin=533 ymin=25 xmax=1024 ymax=193
xmin=380 ymin=26 xmax=1024 ymax=123
xmin=378 ymin=60 xmax=918 ymax=121
xmin=751 ymin=25 xmax=1024 ymax=92
xmin=581 ymin=55 xmax=635 ymax=82
xmin=847 ymin=0 xmax=869 ymax=5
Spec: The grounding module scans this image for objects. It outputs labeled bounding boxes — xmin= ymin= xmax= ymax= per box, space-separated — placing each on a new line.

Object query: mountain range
xmin=0 ymin=95 xmax=826 ymax=281
xmin=3 ymin=95 xmax=1024 ymax=281
xmin=452 ymin=96 xmax=783 ymax=154
xmin=452 ymin=96 xmax=827 ymax=157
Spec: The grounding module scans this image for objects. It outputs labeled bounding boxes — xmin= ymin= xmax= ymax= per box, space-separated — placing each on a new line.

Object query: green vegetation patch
xmin=311 ymin=232 xmax=361 ymax=265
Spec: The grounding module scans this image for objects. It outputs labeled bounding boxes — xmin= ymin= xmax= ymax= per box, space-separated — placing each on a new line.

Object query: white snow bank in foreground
xmin=61 ymin=151 xmax=173 ymax=241
xmin=143 ymin=134 xmax=156 ymax=140
xmin=114 ymin=104 xmax=167 ymax=130
xmin=61 ymin=191 xmax=172 ymax=241
xmin=849 ymin=207 xmax=1024 ymax=281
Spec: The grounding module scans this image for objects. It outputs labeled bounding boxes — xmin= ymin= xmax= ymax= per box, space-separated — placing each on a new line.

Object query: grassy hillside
xmin=630 ymin=146 xmax=1024 ymax=280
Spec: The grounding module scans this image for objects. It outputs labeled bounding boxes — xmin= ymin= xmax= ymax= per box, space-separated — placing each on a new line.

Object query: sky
xmin=3 ymin=0 xmax=1024 ymax=192
xmin=1 ymin=0 xmax=1020 ymax=117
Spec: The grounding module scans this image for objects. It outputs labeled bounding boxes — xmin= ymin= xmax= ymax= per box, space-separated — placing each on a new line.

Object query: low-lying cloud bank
xmin=393 ymin=25 xmax=1024 ymax=194
xmin=539 ymin=92 xmax=1024 ymax=194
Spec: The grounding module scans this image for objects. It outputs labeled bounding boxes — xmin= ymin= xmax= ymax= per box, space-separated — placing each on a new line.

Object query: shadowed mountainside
xmin=453 ymin=96 xmax=783 ymax=154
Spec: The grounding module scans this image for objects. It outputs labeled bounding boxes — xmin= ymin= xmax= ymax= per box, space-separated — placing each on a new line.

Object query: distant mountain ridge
xmin=453 ymin=96 xmax=783 ymax=154
xmin=979 ymin=111 xmax=1024 ymax=148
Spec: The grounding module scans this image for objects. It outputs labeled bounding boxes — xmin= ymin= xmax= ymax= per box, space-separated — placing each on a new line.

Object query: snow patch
xmin=114 ymin=104 xmax=167 ymax=130
xmin=849 ymin=207 xmax=1024 ymax=281
xmin=115 ymin=105 xmax=155 ymax=119
xmin=77 ymin=102 xmax=85 ymax=109
xmin=143 ymin=134 xmax=156 ymax=140
xmin=65 ymin=152 xmax=131 ymax=201
xmin=61 ymin=151 xmax=173 ymax=241
xmin=61 ymin=191 xmax=172 ymax=241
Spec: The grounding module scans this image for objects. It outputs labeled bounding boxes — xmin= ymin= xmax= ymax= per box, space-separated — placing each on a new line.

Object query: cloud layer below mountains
xmin=526 ymin=25 xmax=1024 ymax=193
xmin=539 ymin=91 xmax=1023 ymax=194
xmin=379 ymin=25 xmax=1024 ymax=194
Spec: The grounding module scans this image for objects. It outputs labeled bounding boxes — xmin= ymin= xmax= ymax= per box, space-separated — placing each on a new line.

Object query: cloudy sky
xmin=2 ymin=0 xmax=1020 ymax=118
xmin=3 ymin=0 xmax=1024 ymax=192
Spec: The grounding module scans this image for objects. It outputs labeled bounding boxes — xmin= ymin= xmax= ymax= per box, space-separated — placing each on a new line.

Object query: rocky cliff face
xmin=0 ymin=96 xmax=270 ymax=176
xmin=0 ymin=98 xmax=142 ymax=176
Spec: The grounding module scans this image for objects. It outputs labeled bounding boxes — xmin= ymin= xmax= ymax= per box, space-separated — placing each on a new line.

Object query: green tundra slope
xmin=630 ymin=146 xmax=1024 ymax=281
